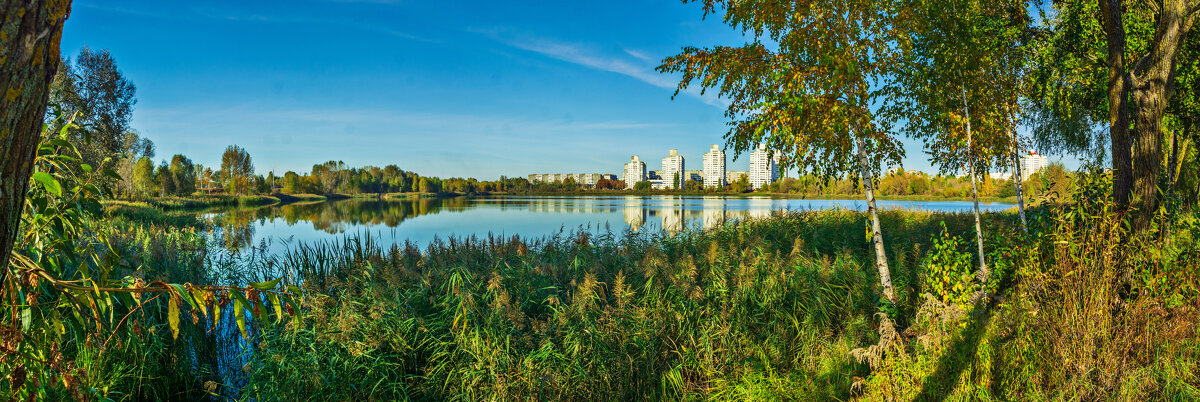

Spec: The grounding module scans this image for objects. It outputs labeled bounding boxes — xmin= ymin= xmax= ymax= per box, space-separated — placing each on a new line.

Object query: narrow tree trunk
xmin=1008 ymin=108 xmax=1027 ymax=232
xmin=1099 ymin=0 xmax=1134 ymax=210
xmin=855 ymin=135 xmax=895 ymax=304
xmin=1012 ymin=138 xmax=1028 ymax=233
xmin=961 ymin=89 xmax=989 ymax=283
xmin=1165 ymin=128 xmax=1179 ymax=247
xmin=1 ymin=1 xmax=72 ymax=275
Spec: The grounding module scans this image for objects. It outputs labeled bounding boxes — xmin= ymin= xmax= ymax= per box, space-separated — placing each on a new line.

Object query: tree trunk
xmin=1010 ymin=111 xmax=1028 ymax=233
xmin=962 ymin=89 xmax=989 ymax=283
xmin=855 ymin=135 xmax=895 ymax=304
xmin=1128 ymin=1 xmax=1193 ymax=227
xmin=1165 ymin=128 xmax=1180 ymax=247
xmin=1 ymin=1 xmax=72 ymax=275
xmin=1099 ymin=0 xmax=1134 ymax=211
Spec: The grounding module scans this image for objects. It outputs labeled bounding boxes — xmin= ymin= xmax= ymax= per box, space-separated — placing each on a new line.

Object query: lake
xmin=202 ymin=195 xmax=1016 ymax=254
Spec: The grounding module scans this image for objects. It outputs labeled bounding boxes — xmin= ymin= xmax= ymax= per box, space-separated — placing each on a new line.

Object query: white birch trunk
xmin=855 ymin=135 xmax=895 ymax=303
xmin=963 ymin=89 xmax=989 ymax=283
xmin=1009 ymin=109 xmax=1028 ymax=233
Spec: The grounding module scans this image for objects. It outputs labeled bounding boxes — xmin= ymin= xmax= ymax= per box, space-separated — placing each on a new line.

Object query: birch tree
xmin=883 ymin=0 xmax=1030 ymax=284
xmin=658 ymin=0 xmax=905 ymax=304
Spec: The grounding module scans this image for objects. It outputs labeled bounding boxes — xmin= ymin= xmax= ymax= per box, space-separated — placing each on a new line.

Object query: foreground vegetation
xmin=5 ymin=162 xmax=1197 ymax=399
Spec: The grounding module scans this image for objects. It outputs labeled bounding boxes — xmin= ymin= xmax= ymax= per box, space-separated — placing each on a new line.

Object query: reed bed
xmin=30 ymin=204 xmax=1199 ymax=400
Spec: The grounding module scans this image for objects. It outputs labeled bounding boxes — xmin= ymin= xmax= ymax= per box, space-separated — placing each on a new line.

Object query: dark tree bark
xmin=1100 ymin=0 xmax=1198 ymax=225
xmin=1100 ymin=0 xmax=1134 ymax=210
xmin=0 ymin=1 xmax=71 ymax=273
xmin=1129 ymin=1 xmax=1195 ymax=224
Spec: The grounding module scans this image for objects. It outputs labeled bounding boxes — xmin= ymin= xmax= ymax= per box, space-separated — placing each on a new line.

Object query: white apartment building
xmin=623 ymin=156 xmax=647 ymax=189
xmin=703 ymin=144 xmax=726 ymax=189
xmin=661 ymin=149 xmax=685 ymax=189
xmin=748 ymin=143 xmax=780 ymax=190
xmin=1020 ymin=152 xmax=1050 ymax=178
xmin=527 ymin=173 xmax=616 ymax=186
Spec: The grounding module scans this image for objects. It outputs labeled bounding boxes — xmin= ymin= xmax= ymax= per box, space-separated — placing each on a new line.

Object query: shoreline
xmin=103 ymin=192 xmax=1026 ymax=211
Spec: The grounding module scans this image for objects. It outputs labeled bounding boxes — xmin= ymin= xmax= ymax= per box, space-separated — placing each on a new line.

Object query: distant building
xmin=703 ymin=144 xmax=726 ymax=189
xmin=748 ymin=143 xmax=780 ymax=190
xmin=1020 ymin=152 xmax=1049 ymax=178
xmin=661 ymin=149 xmax=685 ymax=189
xmin=527 ymin=173 xmax=616 ymax=187
xmin=726 ymin=171 xmax=749 ymax=184
xmin=684 ymin=170 xmax=703 ymax=183
xmin=623 ymin=156 xmax=647 ymax=189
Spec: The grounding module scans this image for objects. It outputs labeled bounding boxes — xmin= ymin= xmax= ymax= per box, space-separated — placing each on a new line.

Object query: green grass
xmin=103 ymin=194 xmax=280 ymax=210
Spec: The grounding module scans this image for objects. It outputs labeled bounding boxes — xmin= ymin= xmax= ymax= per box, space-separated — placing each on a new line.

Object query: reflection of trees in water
xmin=216 ymin=198 xmax=475 ymax=237
xmin=210 ymin=197 xmax=777 ymax=242
xmin=212 ymin=210 xmax=257 ymax=252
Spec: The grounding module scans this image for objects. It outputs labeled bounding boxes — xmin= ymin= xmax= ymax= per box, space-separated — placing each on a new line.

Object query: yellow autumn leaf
xmin=168 ymin=293 xmax=180 ymax=340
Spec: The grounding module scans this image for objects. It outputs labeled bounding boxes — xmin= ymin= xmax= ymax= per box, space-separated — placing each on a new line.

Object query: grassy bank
xmin=104 ymin=194 xmax=279 ymax=210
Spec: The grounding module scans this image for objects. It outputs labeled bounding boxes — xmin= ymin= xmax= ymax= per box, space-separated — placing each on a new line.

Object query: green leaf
xmin=47 ymin=138 xmax=74 ymax=149
xmin=102 ymin=168 xmax=123 ymax=182
xmin=270 ymin=294 xmax=283 ymax=324
xmin=170 ymin=284 xmax=197 ymax=310
xmin=249 ymin=278 xmax=281 ymax=291
xmin=212 ymin=300 xmax=222 ymax=329
xmin=233 ymin=298 xmax=248 ymax=339
xmin=31 ymin=172 xmax=63 ymax=197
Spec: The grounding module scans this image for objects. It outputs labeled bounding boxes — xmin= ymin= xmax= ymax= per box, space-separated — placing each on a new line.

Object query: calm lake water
xmin=202 ymin=195 xmax=1016 ymax=254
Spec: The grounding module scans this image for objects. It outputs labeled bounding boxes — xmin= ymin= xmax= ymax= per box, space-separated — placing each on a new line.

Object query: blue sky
xmin=60 ymin=0 xmax=1074 ymax=179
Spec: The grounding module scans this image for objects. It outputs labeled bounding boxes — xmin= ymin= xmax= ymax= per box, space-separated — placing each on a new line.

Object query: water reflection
xmin=200 ymin=196 xmax=1018 ymax=253
xmin=623 ymin=196 xmax=645 ymax=232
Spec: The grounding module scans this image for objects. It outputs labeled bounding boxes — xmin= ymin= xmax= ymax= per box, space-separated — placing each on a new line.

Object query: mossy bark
xmin=0 ymin=1 xmax=71 ymax=273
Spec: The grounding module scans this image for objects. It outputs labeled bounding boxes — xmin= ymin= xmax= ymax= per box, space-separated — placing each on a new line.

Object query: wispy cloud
xmin=472 ymin=29 xmax=726 ymax=108
xmin=622 ymin=48 xmax=656 ymax=64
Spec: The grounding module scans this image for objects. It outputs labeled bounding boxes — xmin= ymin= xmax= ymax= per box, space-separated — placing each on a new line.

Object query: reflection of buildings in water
xmin=747 ymin=197 xmax=774 ymax=220
xmin=660 ymin=196 xmax=684 ymax=234
xmin=623 ymin=196 xmax=646 ymax=232
xmin=527 ymin=197 xmax=618 ymax=214
xmin=702 ymin=197 xmax=727 ymax=230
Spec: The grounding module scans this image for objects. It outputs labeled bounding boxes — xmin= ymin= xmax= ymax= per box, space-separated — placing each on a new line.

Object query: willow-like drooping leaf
xmin=31 ymin=172 xmax=63 ymax=197
xmin=250 ymin=278 xmax=281 ymax=291
xmin=233 ymin=298 xmax=248 ymax=339
xmin=168 ymin=293 xmax=181 ymax=340
xmin=191 ymin=289 xmax=209 ymax=319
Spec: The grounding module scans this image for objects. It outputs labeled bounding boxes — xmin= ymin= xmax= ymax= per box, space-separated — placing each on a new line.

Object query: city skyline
xmin=533 ymin=145 xmax=1057 ymax=189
